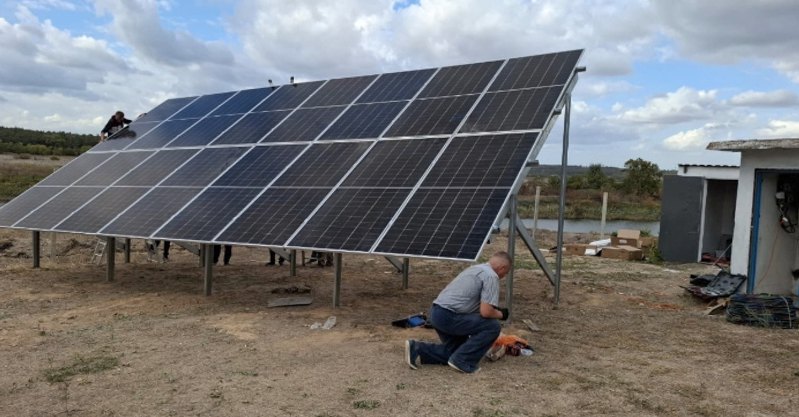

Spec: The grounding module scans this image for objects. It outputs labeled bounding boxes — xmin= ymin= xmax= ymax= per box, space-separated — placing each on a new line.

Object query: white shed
xmin=708 ymin=138 xmax=799 ymax=296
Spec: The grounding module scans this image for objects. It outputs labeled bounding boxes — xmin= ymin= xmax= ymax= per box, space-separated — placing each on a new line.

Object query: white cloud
xmin=654 ymin=0 xmax=799 ymax=83
xmin=662 ymin=123 xmax=726 ymax=151
xmin=730 ymin=90 xmax=799 ymax=107
xmin=756 ymin=120 xmax=799 ymax=138
xmin=618 ymin=87 xmax=720 ymax=124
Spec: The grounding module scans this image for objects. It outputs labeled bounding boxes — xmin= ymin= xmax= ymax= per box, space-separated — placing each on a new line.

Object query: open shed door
xmin=659 ymin=175 xmax=704 ymax=262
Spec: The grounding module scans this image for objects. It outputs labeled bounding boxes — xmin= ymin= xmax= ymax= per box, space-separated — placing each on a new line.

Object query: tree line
xmin=0 ymin=126 xmax=97 ymax=156
xmin=532 ymin=158 xmax=664 ymax=198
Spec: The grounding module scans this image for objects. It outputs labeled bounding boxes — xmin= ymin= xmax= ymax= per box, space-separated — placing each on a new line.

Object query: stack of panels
xmin=0 ymin=49 xmax=582 ymax=261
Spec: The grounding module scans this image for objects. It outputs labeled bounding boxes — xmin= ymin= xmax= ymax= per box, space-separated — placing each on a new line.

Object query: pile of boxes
xmin=563 ymin=229 xmax=656 ymax=261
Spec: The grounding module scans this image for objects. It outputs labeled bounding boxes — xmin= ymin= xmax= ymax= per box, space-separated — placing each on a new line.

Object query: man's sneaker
xmin=448 ymin=360 xmax=479 ymax=374
xmin=404 ymin=340 xmax=418 ymax=370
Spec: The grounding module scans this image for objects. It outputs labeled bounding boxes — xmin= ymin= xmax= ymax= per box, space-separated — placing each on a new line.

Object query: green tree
xmin=621 ymin=158 xmax=662 ymax=197
xmin=584 ymin=164 xmax=609 ymax=189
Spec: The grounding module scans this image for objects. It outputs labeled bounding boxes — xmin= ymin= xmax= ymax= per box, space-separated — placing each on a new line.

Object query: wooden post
xmin=600 ymin=192 xmax=608 ymax=239
xmin=106 ymin=237 xmax=115 ymax=282
xmin=290 ymin=249 xmax=297 ymax=277
xmin=32 ymin=231 xmax=40 ymax=268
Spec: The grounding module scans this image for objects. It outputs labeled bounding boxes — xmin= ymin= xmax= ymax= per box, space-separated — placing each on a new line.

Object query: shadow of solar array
xmin=0 ymin=49 xmax=583 ymax=261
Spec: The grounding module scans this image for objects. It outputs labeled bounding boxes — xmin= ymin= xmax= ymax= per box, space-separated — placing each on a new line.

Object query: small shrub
xmin=43 ymin=355 xmax=119 ymax=383
xmin=353 ymin=400 xmax=380 ymax=410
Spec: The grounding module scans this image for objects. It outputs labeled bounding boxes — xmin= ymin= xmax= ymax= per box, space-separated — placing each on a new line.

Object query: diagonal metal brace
xmin=514 ymin=214 xmax=556 ymax=286
xmin=270 ymin=247 xmax=291 ymax=260
xmin=384 ymin=256 xmax=404 ymax=273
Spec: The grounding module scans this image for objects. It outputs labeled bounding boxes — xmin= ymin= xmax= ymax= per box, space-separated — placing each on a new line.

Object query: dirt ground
xmin=0 ymin=229 xmax=797 ymax=417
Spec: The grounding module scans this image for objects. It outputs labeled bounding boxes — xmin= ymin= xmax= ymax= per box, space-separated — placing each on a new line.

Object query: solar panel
xmin=166 ymin=114 xmax=243 ymax=147
xmin=1 ymin=49 xmax=583 ymax=261
xmin=38 ymin=153 xmax=113 ymax=186
xmin=211 ymin=111 xmax=291 ymax=145
xmin=100 ymin=187 xmax=201 ymax=237
xmin=289 ymin=188 xmax=411 ymax=251
xmin=54 ymin=187 xmax=149 ymax=233
xmin=0 ymin=187 xmax=62 ymax=226
xmin=320 ymin=101 xmax=407 ymax=140
xmin=15 ymin=187 xmax=104 ymax=229
xmin=263 ymin=106 xmax=346 ymax=142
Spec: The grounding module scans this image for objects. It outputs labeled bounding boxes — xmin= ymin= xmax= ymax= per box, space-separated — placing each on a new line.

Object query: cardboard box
xmin=563 ymin=243 xmax=588 ymax=256
xmin=610 ymin=229 xmax=641 ymax=248
xmin=601 ymin=245 xmax=643 ymax=261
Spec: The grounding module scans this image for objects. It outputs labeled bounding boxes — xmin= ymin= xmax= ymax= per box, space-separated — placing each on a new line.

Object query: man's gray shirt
xmin=433 ymin=263 xmax=500 ymax=314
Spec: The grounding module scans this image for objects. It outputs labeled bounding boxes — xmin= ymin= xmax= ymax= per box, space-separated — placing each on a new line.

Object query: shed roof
xmin=707 ymin=138 xmax=799 ymax=151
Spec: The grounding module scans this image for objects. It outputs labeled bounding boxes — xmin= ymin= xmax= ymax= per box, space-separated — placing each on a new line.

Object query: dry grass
xmin=0 ymin=228 xmax=797 ymax=416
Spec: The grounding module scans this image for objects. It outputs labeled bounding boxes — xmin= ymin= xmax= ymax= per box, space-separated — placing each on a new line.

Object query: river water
xmin=499 ymin=218 xmax=660 ymax=236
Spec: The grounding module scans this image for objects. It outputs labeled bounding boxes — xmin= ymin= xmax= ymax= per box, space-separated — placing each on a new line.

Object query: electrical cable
xmin=726 ymin=294 xmax=797 ymax=329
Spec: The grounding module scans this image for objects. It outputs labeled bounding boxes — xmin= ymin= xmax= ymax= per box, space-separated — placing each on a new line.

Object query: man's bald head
xmin=488 ymin=251 xmax=512 ymax=278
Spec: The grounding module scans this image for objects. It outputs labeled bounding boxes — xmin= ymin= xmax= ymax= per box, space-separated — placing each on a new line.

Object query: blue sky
xmin=1 ymin=0 xmax=798 ymax=169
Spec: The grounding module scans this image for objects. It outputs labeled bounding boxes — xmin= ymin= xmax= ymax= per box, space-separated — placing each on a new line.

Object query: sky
xmin=0 ymin=0 xmax=798 ymax=169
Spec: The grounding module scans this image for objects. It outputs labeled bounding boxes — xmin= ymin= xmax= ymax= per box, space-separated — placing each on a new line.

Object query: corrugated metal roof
xmin=707 ymin=138 xmax=799 ymax=151
xmin=678 ymin=163 xmax=739 ymax=168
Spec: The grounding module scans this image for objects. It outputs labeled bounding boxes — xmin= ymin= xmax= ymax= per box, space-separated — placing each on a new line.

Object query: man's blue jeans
xmin=415 ymin=304 xmax=501 ymax=373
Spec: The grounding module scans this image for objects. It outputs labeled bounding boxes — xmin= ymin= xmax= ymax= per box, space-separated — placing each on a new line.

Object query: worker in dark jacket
xmin=100 ymin=111 xmax=132 ymax=141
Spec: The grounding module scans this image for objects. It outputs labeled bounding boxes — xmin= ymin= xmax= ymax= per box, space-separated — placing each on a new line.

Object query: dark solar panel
xmin=15 ymin=187 xmax=104 ymax=229
xmin=1 ymin=49 xmax=581 ymax=261
xmin=262 ymin=106 xmax=345 ymax=142
xmin=135 ymin=97 xmax=197 ymax=123
xmin=170 ymin=91 xmax=235 ymax=119
xmin=384 ymin=95 xmax=478 ymax=137
xmin=54 ymin=187 xmax=149 ymax=233
xmin=343 ymin=138 xmax=447 ymax=187
xmin=289 ymin=188 xmax=411 ymax=251
xmin=90 ymin=120 xmax=161 ymax=152
xmin=302 ymin=75 xmax=377 ymax=107
xmin=211 ymin=111 xmax=291 ymax=145
xmin=320 ymin=101 xmax=407 ymax=140
xmin=418 ymin=60 xmax=503 ymax=98
xmin=422 ymin=133 xmax=538 ymax=188
xmin=161 ymin=147 xmax=248 ymax=187
xmin=375 ymin=188 xmax=508 ymax=259
xmin=100 ymin=187 xmax=201 ymax=237
xmin=490 ymin=50 xmax=582 ymax=91
xmin=211 ymin=87 xmax=274 ymax=116
xmin=216 ymin=188 xmax=329 ymax=245
xmin=39 ymin=153 xmax=114 ymax=186
xmin=155 ymin=187 xmax=261 ymax=241
xmin=273 ymin=142 xmax=371 ymax=187
xmin=357 ymin=69 xmax=435 ymax=103
xmin=75 ymin=151 xmax=153 ymax=186
xmin=213 ymin=145 xmax=305 ymax=187
xmin=166 ymin=114 xmax=242 ymax=147
xmin=125 ymin=119 xmax=198 ymax=150
xmin=0 ymin=187 xmax=62 ymax=226
xmin=253 ymin=81 xmax=324 ymax=111
xmin=461 ymin=87 xmax=562 ymax=133
xmin=116 ymin=149 xmax=199 ymax=186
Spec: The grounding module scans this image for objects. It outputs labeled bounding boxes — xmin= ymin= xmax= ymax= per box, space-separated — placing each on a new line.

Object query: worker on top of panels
xmin=99 ymin=110 xmax=132 ymax=142
xmin=404 ymin=251 xmax=511 ymax=374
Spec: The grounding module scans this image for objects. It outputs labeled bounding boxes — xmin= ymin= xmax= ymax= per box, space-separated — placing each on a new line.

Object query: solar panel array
xmin=0 ymin=49 xmax=583 ymax=261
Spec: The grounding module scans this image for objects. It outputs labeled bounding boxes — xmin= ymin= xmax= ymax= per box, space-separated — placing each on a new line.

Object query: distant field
xmin=0 ymin=154 xmax=72 ymax=202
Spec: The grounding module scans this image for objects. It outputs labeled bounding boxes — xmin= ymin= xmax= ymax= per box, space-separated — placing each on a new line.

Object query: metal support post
xmin=383 ymin=256 xmax=404 ymax=273
xmin=32 ymin=231 xmax=40 ymax=268
xmin=515 ymin=213 xmax=556 ymax=286
xmin=204 ymin=244 xmax=213 ymax=296
xmin=106 ymin=237 xmax=116 ymax=282
xmin=50 ymin=232 xmax=56 ymax=260
xmin=402 ymin=258 xmax=409 ymax=289
xmin=333 ymin=253 xmax=342 ymax=307
xmin=124 ymin=238 xmax=131 ymax=263
xmin=533 ymin=186 xmax=541 ymax=238
xmin=506 ymin=194 xmax=517 ymax=320
xmin=555 ymin=94 xmax=571 ymax=305
xmin=290 ymin=249 xmax=297 ymax=277
xmin=199 ymin=245 xmax=205 ymax=267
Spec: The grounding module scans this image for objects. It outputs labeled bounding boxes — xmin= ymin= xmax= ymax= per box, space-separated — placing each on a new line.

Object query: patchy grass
xmin=352 ymin=399 xmax=380 ymax=410
xmin=43 ymin=355 xmax=119 ymax=383
xmin=0 ymin=162 xmax=54 ymax=202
